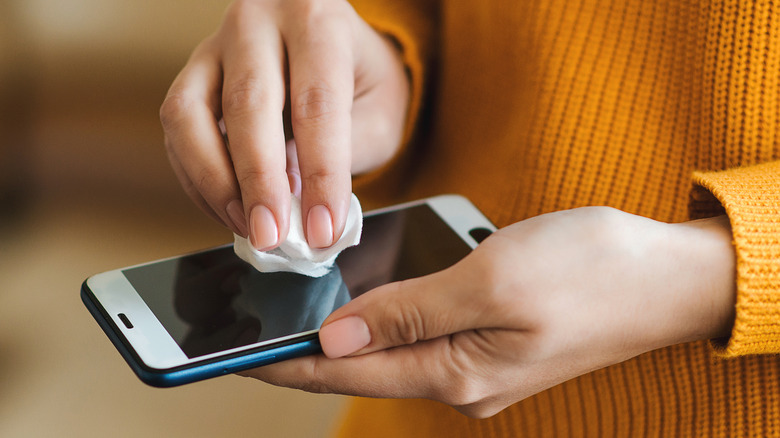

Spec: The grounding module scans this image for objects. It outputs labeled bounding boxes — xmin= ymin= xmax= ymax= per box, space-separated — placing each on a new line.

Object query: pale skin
xmin=161 ymin=0 xmax=738 ymax=419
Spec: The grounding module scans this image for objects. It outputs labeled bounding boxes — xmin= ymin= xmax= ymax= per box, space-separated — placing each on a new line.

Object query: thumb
xmin=318 ymin=266 xmax=489 ymax=359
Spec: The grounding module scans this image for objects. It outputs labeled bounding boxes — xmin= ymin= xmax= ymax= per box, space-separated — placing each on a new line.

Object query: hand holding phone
xmin=82 ymin=195 xmax=495 ymax=387
xmin=242 ymin=208 xmax=737 ymax=419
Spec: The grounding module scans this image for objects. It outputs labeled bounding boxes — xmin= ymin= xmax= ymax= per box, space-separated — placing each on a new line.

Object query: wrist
xmin=666 ymin=215 xmax=736 ymax=344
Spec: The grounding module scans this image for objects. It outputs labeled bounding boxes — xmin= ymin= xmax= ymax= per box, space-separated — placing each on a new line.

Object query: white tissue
xmin=234 ymin=193 xmax=362 ymax=277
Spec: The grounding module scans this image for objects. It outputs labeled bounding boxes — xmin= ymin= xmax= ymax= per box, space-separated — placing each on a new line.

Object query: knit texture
xmin=339 ymin=0 xmax=780 ymax=436
xmin=693 ymin=161 xmax=780 ymax=357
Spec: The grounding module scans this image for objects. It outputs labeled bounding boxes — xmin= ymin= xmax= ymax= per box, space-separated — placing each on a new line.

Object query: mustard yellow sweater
xmin=340 ymin=0 xmax=780 ymax=436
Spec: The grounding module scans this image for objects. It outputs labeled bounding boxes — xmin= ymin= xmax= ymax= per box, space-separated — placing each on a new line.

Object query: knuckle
xmin=381 ymin=284 xmax=426 ymax=346
xmin=159 ymin=93 xmax=195 ymax=131
xmin=289 ymin=0 xmax=350 ymax=24
xmin=438 ymin=372 xmax=486 ymax=408
xmin=289 ymin=1 xmax=356 ymax=51
xmin=225 ymin=0 xmax=268 ymax=22
xmin=294 ymin=374 xmax=334 ymax=394
xmin=292 ymin=86 xmax=346 ymax=125
xmin=194 ymin=167 xmax=227 ymax=194
xmin=300 ymin=168 xmax=341 ymax=188
xmin=456 ymin=403 xmax=502 ymax=420
xmin=289 ymin=0 xmax=324 ymax=20
xmin=295 ymin=359 xmax=336 ymax=394
xmin=223 ymin=76 xmax=282 ymax=117
xmin=236 ymin=166 xmax=277 ymax=189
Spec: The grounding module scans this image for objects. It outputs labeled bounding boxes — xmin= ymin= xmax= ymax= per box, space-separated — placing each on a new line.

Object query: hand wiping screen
xmin=234 ymin=193 xmax=363 ymax=277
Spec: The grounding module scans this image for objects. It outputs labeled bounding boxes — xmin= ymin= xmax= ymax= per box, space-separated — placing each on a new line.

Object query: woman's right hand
xmin=160 ymin=0 xmax=410 ymax=250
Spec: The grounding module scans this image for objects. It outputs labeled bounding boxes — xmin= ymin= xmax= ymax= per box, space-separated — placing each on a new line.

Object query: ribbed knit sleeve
xmin=347 ymin=0 xmax=439 ymax=207
xmin=691 ymin=161 xmax=780 ymax=357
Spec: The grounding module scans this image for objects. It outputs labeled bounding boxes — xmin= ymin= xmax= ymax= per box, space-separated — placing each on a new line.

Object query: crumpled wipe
xmin=234 ymin=193 xmax=362 ymax=277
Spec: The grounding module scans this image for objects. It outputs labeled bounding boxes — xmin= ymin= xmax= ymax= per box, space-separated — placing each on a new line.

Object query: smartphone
xmin=81 ymin=194 xmax=495 ymax=388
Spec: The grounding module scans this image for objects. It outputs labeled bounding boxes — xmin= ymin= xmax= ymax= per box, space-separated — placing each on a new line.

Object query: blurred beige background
xmin=0 ymin=1 xmax=346 ymax=436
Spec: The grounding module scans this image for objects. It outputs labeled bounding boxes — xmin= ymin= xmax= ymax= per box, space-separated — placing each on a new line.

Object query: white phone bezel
xmin=86 ymin=194 xmax=496 ymax=370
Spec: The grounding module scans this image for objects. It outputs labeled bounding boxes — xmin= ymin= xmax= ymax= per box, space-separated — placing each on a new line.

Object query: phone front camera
xmin=469 ymin=227 xmax=493 ymax=244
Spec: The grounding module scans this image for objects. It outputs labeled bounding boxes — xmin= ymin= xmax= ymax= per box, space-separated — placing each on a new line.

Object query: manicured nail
xmin=249 ymin=205 xmax=278 ymax=250
xmin=306 ymin=204 xmax=333 ymax=248
xmin=226 ymin=199 xmax=248 ymax=237
xmin=319 ymin=316 xmax=371 ymax=358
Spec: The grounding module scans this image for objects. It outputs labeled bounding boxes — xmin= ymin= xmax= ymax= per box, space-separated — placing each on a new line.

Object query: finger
xmin=160 ymin=38 xmax=246 ymax=236
xmin=220 ymin=4 xmax=290 ymax=251
xmin=282 ymin=6 xmax=354 ymax=249
xmin=318 ymin=265 xmax=498 ymax=359
xmin=285 ymin=139 xmax=302 ymax=198
xmin=242 ymin=336 xmax=456 ymax=400
xmin=164 ymin=144 xmax=224 ymax=226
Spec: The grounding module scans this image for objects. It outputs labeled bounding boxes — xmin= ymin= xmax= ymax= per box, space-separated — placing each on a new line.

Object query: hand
xmin=160 ymin=0 xmax=409 ymax=250
xmin=241 ymin=207 xmax=736 ymax=418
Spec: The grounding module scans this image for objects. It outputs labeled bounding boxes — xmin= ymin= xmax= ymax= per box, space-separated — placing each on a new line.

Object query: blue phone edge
xmin=80 ymin=281 xmax=322 ymax=388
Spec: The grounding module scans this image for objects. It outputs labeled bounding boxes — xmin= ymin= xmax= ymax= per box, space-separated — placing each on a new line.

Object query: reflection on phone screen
xmin=121 ymin=204 xmax=472 ymax=359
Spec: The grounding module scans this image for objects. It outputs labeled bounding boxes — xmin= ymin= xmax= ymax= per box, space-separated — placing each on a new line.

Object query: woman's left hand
xmin=241 ymin=207 xmax=736 ymax=418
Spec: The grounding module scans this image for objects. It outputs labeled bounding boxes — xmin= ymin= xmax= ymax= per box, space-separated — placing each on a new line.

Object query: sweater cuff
xmin=347 ymin=0 xmax=438 ymax=207
xmin=690 ymin=160 xmax=780 ymax=357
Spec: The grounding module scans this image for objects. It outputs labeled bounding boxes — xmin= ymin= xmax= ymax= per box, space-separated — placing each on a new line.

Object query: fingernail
xmin=319 ymin=316 xmax=371 ymax=359
xmin=307 ymin=204 xmax=333 ymax=248
xmin=249 ymin=205 xmax=278 ymax=250
xmin=226 ymin=199 xmax=248 ymax=237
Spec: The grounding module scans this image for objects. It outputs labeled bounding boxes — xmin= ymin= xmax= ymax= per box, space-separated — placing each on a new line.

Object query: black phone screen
xmin=122 ymin=204 xmax=472 ymax=359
